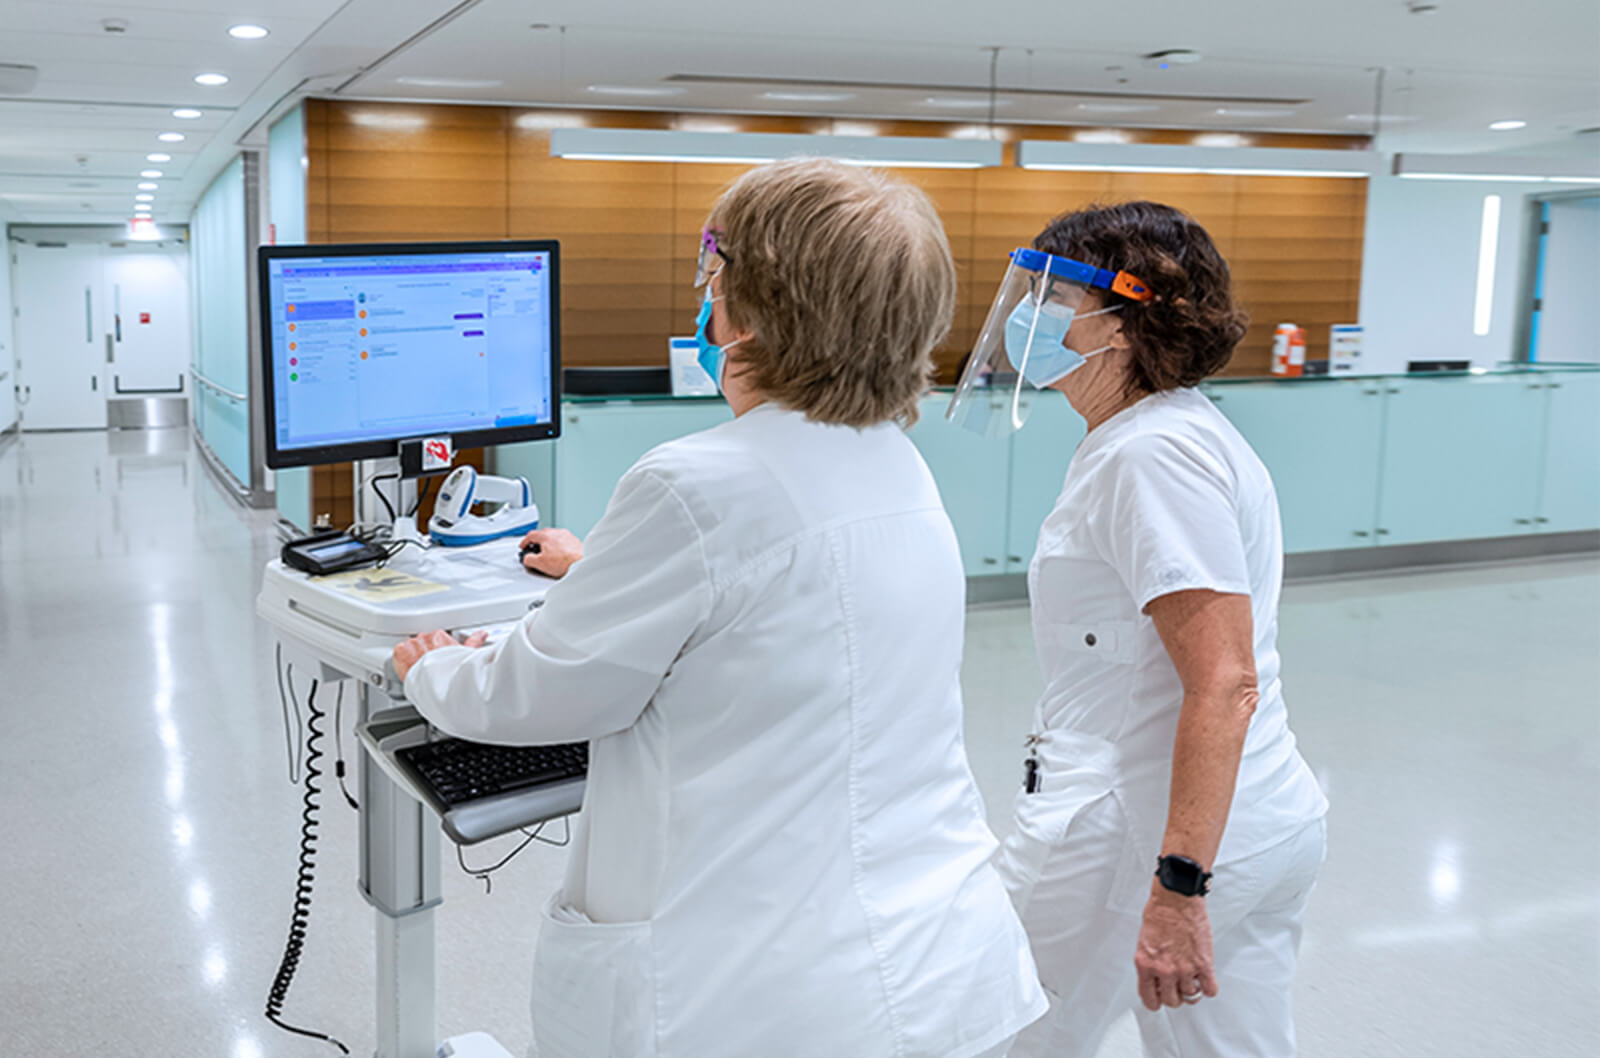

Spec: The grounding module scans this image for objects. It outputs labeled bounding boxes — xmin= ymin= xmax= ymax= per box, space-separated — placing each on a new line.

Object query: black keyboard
xmin=396 ymin=738 xmax=588 ymax=809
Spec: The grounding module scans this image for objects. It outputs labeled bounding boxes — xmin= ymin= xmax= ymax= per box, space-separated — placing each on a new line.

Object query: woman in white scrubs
xmin=392 ymin=158 xmax=1045 ymax=1058
xmin=973 ymin=202 xmax=1328 ymax=1057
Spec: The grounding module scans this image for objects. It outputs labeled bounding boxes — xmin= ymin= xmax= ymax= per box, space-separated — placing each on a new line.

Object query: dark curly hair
xmin=1033 ymin=201 xmax=1249 ymax=394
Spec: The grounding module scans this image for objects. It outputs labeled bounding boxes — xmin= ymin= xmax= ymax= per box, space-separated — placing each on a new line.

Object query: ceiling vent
xmin=0 ymin=63 xmax=40 ymax=95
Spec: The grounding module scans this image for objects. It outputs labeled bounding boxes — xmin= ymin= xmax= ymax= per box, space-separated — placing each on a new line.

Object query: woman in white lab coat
xmin=392 ymin=158 xmax=1046 ymax=1058
xmin=978 ymin=202 xmax=1329 ymax=1057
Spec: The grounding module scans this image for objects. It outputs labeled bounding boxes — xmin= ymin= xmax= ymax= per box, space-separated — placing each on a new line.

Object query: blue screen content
xmin=265 ymin=250 xmax=554 ymax=453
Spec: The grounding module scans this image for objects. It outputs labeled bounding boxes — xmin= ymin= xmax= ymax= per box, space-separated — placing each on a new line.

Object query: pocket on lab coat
xmin=998 ymin=785 xmax=1115 ymax=916
xmin=998 ymin=786 xmax=1147 ymax=919
xmin=532 ymin=892 xmax=657 ymax=1058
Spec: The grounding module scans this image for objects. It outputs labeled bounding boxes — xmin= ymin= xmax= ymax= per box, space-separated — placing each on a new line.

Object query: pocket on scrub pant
xmin=532 ymin=892 xmax=657 ymax=1058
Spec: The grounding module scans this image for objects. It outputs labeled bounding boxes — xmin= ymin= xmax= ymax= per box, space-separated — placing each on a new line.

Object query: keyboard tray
xmin=357 ymin=707 xmax=586 ymax=845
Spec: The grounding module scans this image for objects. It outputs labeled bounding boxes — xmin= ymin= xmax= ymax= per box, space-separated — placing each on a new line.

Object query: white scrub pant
xmin=997 ymin=792 xmax=1326 ymax=1058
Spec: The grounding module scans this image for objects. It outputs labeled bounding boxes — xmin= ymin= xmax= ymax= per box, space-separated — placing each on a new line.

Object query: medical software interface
xmin=265 ymin=250 xmax=554 ymax=452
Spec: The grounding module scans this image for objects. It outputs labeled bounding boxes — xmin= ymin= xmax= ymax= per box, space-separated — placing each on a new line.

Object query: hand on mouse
xmin=393 ymin=628 xmax=489 ymax=682
xmin=520 ymin=528 xmax=583 ymax=579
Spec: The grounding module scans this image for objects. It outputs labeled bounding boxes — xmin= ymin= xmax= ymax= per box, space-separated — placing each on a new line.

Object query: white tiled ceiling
xmin=2 ymin=0 xmax=1597 ymax=225
xmin=0 ymin=0 xmax=339 ymax=224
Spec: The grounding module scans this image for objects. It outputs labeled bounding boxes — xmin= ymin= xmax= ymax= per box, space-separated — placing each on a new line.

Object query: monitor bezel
xmin=257 ymin=239 xmax=562 ymax=470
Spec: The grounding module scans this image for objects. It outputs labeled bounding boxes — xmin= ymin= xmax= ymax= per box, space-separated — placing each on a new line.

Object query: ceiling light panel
xmin=1018 ymin=140 xmax=1378 ymax=178
xmin=194 ymin=73 xmax=229 ymax=87
xmin=585 ymin=85 xmax=685 ymax=97
xmin=228 ymin=25 xmax=269 ymax=40
xmin=551 ymin=128 xmax=1003 ymax=169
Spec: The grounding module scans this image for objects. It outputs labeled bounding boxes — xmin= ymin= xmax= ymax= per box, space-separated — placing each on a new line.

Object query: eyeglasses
xmin=695 ymin=227 xmax=732 ymax=287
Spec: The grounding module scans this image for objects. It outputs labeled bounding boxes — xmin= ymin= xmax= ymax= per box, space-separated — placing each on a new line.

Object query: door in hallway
xmin=11 ymin=243 xmax=108 ymax=429
xmin=103 ymin=245 xmax=190 ymax=398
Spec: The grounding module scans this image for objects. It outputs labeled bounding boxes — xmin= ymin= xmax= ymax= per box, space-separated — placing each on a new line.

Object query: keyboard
xmin=395 ymin=738 xmax=588 ymax=809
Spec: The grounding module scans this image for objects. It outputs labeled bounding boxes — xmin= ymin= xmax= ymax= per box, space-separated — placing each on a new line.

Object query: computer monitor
xmin=257 ymin=240 xmax=561 ymax=469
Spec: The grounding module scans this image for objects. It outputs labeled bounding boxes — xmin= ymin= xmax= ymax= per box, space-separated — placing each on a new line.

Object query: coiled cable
xmin=264 ymin=677 xmax=350 ymax=1055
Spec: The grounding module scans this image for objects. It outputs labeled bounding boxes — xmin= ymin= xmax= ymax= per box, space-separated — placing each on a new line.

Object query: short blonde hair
xmin=707 ymin=158 xmax=956 ymax=427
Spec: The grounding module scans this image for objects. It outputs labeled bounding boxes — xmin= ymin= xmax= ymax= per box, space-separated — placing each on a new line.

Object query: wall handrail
xmin=190 ymin=367 xmax=246 ymax=402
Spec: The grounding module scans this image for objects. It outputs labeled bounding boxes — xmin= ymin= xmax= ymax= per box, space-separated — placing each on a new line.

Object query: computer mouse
xmin=519 ymin=540 xmax=541 ymax=570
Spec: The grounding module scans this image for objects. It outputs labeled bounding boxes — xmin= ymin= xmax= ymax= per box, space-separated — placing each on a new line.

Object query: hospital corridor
xmin=2 ymin=2 xmax=1598 ymax=1057
xmin=1 ymin=429 xmax=1595 ymax=1056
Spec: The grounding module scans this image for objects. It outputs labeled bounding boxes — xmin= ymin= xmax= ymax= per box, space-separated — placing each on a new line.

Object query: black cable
xmin=369 ymin=472 xmax=399 ymax=524
xmin=408 ymin=475 xmax=433 ymax=518
xmin=332 ymin=682 xmax=358 ymax=811
xmin=378 ymin=538 xmax=429 ymax=567
xmin=274 ymin=644 xmax=302 ymax=784
xmin=454 ymin=816 xmax=572 ymax=895
xmin=264 ymin=680 xmax=351 ymax=1056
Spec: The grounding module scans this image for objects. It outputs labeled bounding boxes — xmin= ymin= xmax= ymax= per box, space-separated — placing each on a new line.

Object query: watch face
xmin=1158 ymin=856 xmax=1209 ymax=896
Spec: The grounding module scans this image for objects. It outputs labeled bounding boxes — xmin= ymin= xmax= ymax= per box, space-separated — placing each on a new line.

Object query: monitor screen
xmin=258 ymin=240 xmax=561 ymax=468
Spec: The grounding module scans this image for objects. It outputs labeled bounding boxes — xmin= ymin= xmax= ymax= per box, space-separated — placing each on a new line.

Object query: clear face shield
xmin=946 ymin=248 xmax=1151 ymax=437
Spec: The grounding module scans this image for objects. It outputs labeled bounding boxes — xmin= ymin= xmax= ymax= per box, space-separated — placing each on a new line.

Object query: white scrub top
xmin=1028 ymin=386 xmax=1327 ymax=885
xmin=407 ymin=403 xmax=1045 ymax=1058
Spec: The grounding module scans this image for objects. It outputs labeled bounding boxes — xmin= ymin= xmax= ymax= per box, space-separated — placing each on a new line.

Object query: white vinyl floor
xmin=2 ymin=428 xmax=1596 ymax=1057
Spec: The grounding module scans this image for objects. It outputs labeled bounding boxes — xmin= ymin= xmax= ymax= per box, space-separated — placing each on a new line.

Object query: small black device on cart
xmin=281 ymin=530 xmax=388 ymax=576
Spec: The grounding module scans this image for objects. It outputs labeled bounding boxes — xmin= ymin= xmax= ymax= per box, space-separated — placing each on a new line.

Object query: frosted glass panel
xmin=189 ymin=156 xmax=250 ymax=485
xmin=1207 ymin=380 xmax=1384 ymax=553
xmin=275 ymin=467 xmax=311 ymax=532
xmin=268 ymin=107 xmax=307 ymax=247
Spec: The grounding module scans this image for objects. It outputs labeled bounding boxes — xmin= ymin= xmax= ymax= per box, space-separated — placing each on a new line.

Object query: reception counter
xmin=494 ymin=364 xmax=1599 ymax=581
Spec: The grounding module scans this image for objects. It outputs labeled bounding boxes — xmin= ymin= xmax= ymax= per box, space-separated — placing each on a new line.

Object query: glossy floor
xmin=2 ymin=428 xmax=1596 ymax=1058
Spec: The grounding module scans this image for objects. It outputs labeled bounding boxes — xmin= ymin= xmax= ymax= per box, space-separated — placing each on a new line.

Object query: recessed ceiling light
xmin=140 ymin=169 xmax=163 ymax=178
xmin=394 ymin=76 xmax=504 ymax=89
xmin=1214 ymin=106 xmax=1297 ymax=118
xmin=585 ymin=84 xmax=685 ymax=97
xmin=1142 ymin=49 xmax=1202 ymax=70
xmin=923 ymin=96 xmax=1011 ymax=109
xmin=136 ymin=193 xmax=154 ymax=201
xmin=762 ymin=91 xmax=856 ymax=103
xmin=1076 ymin=102 xmax=1160 ymax=114
xmin=134 ymin=207 xmax=152 ymax=214
xmin=228 ymin=24 xmax=269 ymax=40
xmin=138 ymin=182 xmax=158 ymax=190
xmin=147 ymin=152 xmax=172 ymax=162
xmin=158 ymin=132 xmax=185 ymax=142
xmin=1489 ymin=119 xmax=1527 ymax=131
xmin=1074 ymin=129 xmax=1135 ymax=144
xmin=194 ymin=73 xmax=229 ymax=87
xmin=1344 ymin=113 xmax=1420 ymax=124
xmin=172 ymin=108 xmax=202 ymax=119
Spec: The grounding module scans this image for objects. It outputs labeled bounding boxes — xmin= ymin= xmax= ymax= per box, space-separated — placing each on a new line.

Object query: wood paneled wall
xmin=301 ymin=99 xmax=1367 ymax=524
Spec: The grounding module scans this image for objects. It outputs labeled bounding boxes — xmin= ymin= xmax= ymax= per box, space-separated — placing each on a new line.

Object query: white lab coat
xmin=407 ymin=403 xmax=1047 ymax=1058
xmin=996 ymin=388 xmax=1327 ymax=1058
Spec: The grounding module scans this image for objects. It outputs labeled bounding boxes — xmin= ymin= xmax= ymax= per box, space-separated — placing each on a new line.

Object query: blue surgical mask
xmin=1004 ymin=296 xmax=1120 ymax=387
xmin=694 ymin=290 xmax=739 ymax=393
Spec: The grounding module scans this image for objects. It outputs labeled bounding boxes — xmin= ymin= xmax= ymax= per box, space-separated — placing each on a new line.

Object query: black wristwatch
xmin=1155 ymin=855 xmax=1212 ymax=897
